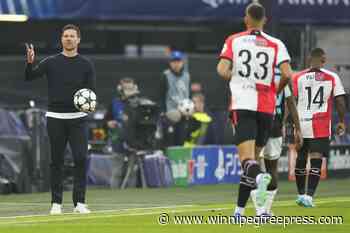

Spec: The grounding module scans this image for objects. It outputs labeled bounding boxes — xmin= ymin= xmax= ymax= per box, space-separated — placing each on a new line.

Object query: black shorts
xmin=231 ymin=110 xmax=273 ymax=147
xmin=298 ymin=138 xmax=330 ymax=159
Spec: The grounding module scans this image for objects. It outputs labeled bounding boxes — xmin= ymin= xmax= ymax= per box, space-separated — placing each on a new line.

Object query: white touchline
xmin=0 ymin=204 xmax=196 ymax=220
xmin=0 ymin=208 xmax=223 ymax=226
xmin=0 ymin=203 xmax=162 ymax=206
xmin=0 ymin=198 xmax=348 ymax=225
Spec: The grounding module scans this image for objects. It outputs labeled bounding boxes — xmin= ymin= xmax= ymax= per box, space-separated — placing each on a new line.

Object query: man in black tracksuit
xmin=25 ymin=24 xmax=96 ymax=214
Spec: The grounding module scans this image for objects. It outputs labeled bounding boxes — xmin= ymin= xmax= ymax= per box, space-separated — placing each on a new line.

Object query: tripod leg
xmin=120 ymin=153 xmax=136 ymax=189
xmin=138 ymin=155 xmax=147 ymax=189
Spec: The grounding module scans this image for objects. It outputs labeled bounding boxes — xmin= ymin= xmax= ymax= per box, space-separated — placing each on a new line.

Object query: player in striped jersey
xmin=217 ymin=3 xmax=302 ymax=217
xmin=293 ymin=48 xmax=346 ymax=207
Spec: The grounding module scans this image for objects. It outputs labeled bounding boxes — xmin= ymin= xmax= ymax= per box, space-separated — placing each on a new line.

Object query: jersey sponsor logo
xmin=306 ymin=73 xmax=314 ymax=80
xmin=242 ymin=37 xmax=256 ymax=43
xmin=242 ymin=83 xmax=255 ymax=90
xmin=255 ymin=38 xmax=268 ymax=47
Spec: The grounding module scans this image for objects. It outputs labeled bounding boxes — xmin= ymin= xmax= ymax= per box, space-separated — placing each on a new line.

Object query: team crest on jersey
xmin=315 ymin=72 xmax=325 ymax=81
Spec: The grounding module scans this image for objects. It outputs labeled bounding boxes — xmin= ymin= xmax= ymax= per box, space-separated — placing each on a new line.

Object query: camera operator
xmin=113 ymin=79 xmax=160 ymax=189
xmin=105 ymin=77 xmax=159 ymax=152
xmin=105 ymin=77 xmax=139 ymax=153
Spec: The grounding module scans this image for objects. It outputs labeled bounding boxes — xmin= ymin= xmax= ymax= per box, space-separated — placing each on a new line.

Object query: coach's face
xmin=169 ymin=60 xmax=184 ymax=74
xmin=61 ymin=29 xmax=80 ymax=51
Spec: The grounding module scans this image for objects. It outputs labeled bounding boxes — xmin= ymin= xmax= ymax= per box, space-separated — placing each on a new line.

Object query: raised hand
xmin=25 ymin=43 xmax=35 ymax=64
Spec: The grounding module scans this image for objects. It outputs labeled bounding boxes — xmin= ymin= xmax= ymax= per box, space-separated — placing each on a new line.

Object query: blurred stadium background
xmin=0 ymin=0 xmax=349 ymax=232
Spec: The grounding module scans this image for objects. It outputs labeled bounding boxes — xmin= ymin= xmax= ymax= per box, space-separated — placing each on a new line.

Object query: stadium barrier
xmin=166 ymin=144 xmax=350 ymax=187
xmin=166 ymin=145 xmax=241 ymax=186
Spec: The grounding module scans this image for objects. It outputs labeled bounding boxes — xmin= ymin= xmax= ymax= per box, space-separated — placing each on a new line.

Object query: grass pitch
xmin=0 ymin=178 xmax=348 ymax=233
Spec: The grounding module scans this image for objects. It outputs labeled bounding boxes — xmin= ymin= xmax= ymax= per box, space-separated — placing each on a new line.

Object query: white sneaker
xmin=255 ymin=173 xmax=272 ymax=208
xmin=304 ymin=195 xmax=315 ymax=208
xmin=73 ymin=202 xmax=91 ymax=214
xmin=50 ymin=203 xmax=63 ymax=215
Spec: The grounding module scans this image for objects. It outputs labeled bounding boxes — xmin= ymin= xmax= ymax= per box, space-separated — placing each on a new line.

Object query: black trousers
xmin=47 ymin=117 xmax=88 ymax=206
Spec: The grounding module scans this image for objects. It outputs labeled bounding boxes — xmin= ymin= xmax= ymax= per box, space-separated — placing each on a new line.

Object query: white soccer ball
xmin=178 ymin=99 xmax=194 ymax=117
xmin=73 ymin=88 xmax=98 ymax=113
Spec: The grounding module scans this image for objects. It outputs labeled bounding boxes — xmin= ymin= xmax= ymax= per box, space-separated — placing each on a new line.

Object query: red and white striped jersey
xmin=292 ymin=68 xmax=345 ymax=138
xmin=220 ymin=30 xmax=291 ymax=114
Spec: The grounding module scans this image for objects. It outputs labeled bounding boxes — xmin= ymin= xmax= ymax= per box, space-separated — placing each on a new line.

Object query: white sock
xmin=250 ymin=189 xmax=265 ymax=215
xmin=265 ymin=189 xmax=277 ymax=214
xmin=251 ymin=189 xmax=257 ymax=207
xmin=234 ymin=206 xmax=245 ymax=215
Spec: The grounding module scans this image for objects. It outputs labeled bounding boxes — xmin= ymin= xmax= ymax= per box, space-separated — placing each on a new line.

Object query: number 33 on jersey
xmin=293 ymin=68 xmax=345 ymax=138
xmin=220 ymin=30 xmax=291 ymax=114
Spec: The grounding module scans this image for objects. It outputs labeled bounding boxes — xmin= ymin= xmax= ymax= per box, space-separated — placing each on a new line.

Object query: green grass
xmin=0 ymin=179 xmax=348 ymax=233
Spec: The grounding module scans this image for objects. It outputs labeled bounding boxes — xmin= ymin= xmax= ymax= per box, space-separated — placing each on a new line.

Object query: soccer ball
xmin=73 ymin=88 xmax=97 ymax=113
xmin=178 ymin=98 xmax=194 ymax=117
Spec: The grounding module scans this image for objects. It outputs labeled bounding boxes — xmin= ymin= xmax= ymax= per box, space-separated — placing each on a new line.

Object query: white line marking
xmin=0 ymin=197 xmax=348 ymax=225
xmin=0 ymin=202 xmax=164 ymax=206
xmin=0 ymin=204 xmax=195 ymax=219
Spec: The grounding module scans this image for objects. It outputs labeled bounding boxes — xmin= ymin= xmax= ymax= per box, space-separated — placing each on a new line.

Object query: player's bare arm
xmin=285 ymin=86 xmax=303 ymax=150
xmin=217 ymin=58 xmax=232 ymax=81
xmin=277 ymin=62 xmax=293 ymax=94
xmin=335 ymin=95 xmax=346 ymax=136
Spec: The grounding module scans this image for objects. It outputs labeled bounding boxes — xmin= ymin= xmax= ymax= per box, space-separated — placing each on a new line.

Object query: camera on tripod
xmin=123 ymin=96 xmax=160 ymax=151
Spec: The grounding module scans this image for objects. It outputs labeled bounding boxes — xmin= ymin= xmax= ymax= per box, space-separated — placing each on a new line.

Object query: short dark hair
xmin=246 ymin=3 xmax=265 ymax=21
xmin=62 ymin=24 xmax=81 ymax=38
xmin=120 ymin=77 xmax=135 ymax=84
xmin=310 ymin=48 xmax=326 ymax=58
